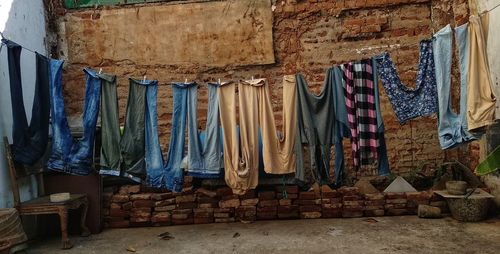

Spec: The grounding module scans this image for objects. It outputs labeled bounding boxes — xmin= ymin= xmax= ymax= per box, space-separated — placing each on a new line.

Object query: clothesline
xmin=0 ymin=32 xmax=41 ymax=55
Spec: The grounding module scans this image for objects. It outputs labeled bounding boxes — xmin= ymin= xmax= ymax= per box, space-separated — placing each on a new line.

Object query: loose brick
xmin=110 ymin=203 xmax=121 ymax=210
xmin=343 ymin=200 xmax=364 ymax=206
xmin=322 ymin=203 xmax=342 ymax=209
xmin=194 ymin=208 xmax=214 ymax=218
xmin=343 ymin=195 xmax=364 ymax=201
xmin=176 ymin=195 xmax=196 ymax=203
xmin=196 ymin=188 xmax=218 ymax=198
xmin=122 ymin=202 xmax=133 ymax=211
xmin=110 ymin=208 xmax=128 ymax=217
xmin=151 ymin=193 xmax=174 ymax=201
xmin=299 ymin=205 xmax=321 ymax=212
xmin=133 ymin=200 xmax=155 ymax=208
xmin=279 ymin=199 xmax=293 ymax=206
xmin=151 ymin=212 xmax=171 ymax=223
xmin=258 ymin=191 xmax=276 ymax=200
xmin=238 ymin=189 xmax=256 ymax=199
xmin=216 ymin=187 xmax=234 ymax=197
xmin=364 ymin=200 xmax=385 ymax=206
xmin=130 ymin=193 xmax=152 ymax=201
xmin=386 ymin=199 xmax=407 ymax=204
xmin=198 ymin=202 xmax=218 ymax=208
xmin=258 ymin=199 xmax=279 ymax=207
xmin=364 ymin=193 xmax=385 ymax=200
xmin=384 ymin=192 xmax=406 ymax=199
xmin=111 ymin=194 xmax=129 ymax=203
xmin=294 ymin=199 xmax=322 ymax=205
xmin=155 ymin=198 xmax=176 ymax=207
xmin=177 ymin=202 xmax=198 ymax=209
xmin=219 ymin=199 xmax=240 ymax=208
xmin=236 ymin=206 xmax=257 ymax=218
xmin=338 ymin=187 xmax=359 ymax=196
xmin=155 ymin=205 xmax=176 ymax=212
xmin=241 ymin=198 xmax=259 ymax=206
xmin=299 ymin=192 xmax=317 ymax=200
xmin=384 ymin=203 xmax=407 ymax=209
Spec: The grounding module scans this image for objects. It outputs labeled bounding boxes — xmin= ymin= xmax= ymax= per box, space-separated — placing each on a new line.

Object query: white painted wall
xmin=0 ymin=0 xmax=47 ymax=208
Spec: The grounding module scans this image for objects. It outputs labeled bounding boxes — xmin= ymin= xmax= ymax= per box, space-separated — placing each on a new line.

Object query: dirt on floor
xmin=27 ymin=216 xmax=500 ymax=254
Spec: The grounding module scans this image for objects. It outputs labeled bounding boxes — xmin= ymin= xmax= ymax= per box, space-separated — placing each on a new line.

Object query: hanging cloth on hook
xmin=375 ymin=40 xmax=439 ymax=124
xmin=47 ymin=67 xmax=101 ymax=175
xmin=3 ymin=39 xmax=51 ymax=165
xmin=432 ymin=24 xmax=477 ymax=149
xmin=186 ymin=82 xmax=224 ymax=178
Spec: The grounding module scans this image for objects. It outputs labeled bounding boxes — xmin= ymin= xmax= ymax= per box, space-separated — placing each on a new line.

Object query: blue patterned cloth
xmin=375 ymin=40 xmax=438 ymax=124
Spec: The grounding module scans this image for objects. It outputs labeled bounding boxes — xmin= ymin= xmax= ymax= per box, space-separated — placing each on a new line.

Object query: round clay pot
xmin=446 ymin=181 xmax=468 ymax=195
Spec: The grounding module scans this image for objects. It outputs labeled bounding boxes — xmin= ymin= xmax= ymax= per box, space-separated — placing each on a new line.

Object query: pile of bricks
xmin=102 ymin=178 xmax=441 ymax=228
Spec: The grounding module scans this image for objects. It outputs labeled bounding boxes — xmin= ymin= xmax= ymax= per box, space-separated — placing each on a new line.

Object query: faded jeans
xmin=433 ymin=24 xmax=476 ymax=150
xmin=3 ymin=39 xmax=50 ymax=165
xmin=47 ymin=67 xmax=101 ymax=175
xmin=187 ymin=82 xmax=223 ymax=178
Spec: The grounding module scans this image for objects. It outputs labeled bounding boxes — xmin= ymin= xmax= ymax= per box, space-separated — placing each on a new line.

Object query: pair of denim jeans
xmin=433 ymin=24 xmax=476 ymax=149
xmin=187 ymin=83 xmax=224 ymax=178
xmin=3 ymin=39 xmax=50 ymax=165
xmin=47 ymin=66 xmax=101 ymax=175
xmin=100 ymin=77 xmax=158 ymax=182
xmin=332 ymin=59 xmax=390 ymax=185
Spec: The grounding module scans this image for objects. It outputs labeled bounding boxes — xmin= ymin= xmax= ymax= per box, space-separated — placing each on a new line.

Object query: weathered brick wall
xmin=46 ymin=0 xmax=478 ymax=184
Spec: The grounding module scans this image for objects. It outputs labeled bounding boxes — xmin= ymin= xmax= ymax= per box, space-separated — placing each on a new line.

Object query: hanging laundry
xmin=375 ymin=40 xmax=438 ymax=124
xmin=47 ymin=66 xmax=101 ymax=175
xmin=219 ymin=77 xmax=297 ymax=194
xmin=341 ymin=59 xmax=379 ymax=168
xmin=294 ymin=73 xmax=335 ymax=184
xmin=2 ymin=39 xmax=50 ymax=165
xmin=163 ymin=82 xmax=195 ymax=192
xmin=332 ymin=59 xmax=390 ymax=185
xmin=482 ymin=7 xmax=500 ymax=119
xmin=144 ymin=79 xmax=164 ymax=187
xmin=466 ymin=15 xmax=497 ymax=131
xmin=432 ymin=24 xmax=476 ymax=150
xmin=187 ymin=82 xmax=223 ymax=178
xmin=99 ymin=76 xmax=158 ymax=182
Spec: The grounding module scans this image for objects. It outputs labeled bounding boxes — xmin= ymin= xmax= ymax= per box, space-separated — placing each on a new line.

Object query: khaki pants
xmin=218 ymin=76 xmax=297 ymax=194
xmin=467 ymin=14 xmax=497 ymax=131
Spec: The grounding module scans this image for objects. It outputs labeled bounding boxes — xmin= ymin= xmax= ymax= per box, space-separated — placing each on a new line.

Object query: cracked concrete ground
xmin=27 ymin=216 xmax=500 ymax=254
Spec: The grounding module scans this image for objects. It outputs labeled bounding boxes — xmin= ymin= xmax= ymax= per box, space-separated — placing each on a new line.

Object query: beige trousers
xmin=218 ymin=76 xmax=297 ymax=194
xmin=467 ymin=14 xmax=497 ymax=131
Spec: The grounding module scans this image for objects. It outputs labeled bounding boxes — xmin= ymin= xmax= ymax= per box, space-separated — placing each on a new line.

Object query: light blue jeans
xmin=47 ymin=67 xmax=101 ymax=175
xmin=162 ymin=82 xmax=196 ymax=192
xmin=187 ymin=83 xmax=223 ymax=178
xmin=144 ymin=80 xmax=165 ymax=187
xmin=433 ymin=24 xmax=476 ymax=150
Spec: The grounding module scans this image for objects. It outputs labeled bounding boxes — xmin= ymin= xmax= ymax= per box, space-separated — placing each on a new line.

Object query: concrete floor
xmin=27 ymin=216 xmax=500 ymax=254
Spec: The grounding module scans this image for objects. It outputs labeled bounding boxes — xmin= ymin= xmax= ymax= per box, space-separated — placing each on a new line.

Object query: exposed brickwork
xmin=102 ymin=179 xmax=450 ymax=228
xmin=47 ymin=0 xmax=478 ymax=184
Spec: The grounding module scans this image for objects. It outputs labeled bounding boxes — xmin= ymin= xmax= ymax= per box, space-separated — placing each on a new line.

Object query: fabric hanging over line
xmin=294 ymin=73 xmax=335 ymax=185
xmin=187 ymin=82 xmax=224 ymax=178
xmin=47 ymin=67 xmax=101 ymax=175
xmin=466 ymin=15 xmax=497 ymax=131
xmin=332 ymin=61 xmax=390 ymax=185
xmin=219 ymin=77 xmax=297 ymax=195
xmin=433 ymin=24 xmax=476 ymax=150
xmin=375 ymin=40 xmax=438 ymax=124
xmin=99 ymin=76 xmax=158 ymax=182
xmin=158 ymin=82 xmax=197 ymax=192
xmin=3 ymin=39 xmax=51 ymax=166
xmin=341 ymin=59 xmax=379 ymax=168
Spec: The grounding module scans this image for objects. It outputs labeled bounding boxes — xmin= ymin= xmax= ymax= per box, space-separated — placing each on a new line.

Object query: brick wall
xmin=102 ymin=176 xmax=446 ymax=228
xmin=46 ymin=0 xmax=478 ymax=184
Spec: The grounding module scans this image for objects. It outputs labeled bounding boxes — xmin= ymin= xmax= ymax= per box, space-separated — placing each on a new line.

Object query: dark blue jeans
xmin=47 ymin=67 xmax=101 ymax=175
xmin=3 ymin=39 xmax=50 ymax=165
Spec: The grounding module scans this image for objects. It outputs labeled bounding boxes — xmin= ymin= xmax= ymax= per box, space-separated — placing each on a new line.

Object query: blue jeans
xmin=144 ymin=80 xmax=165 ymax=187
xmin=47 ymin=67 xmax=101 ymax=175
xmin=187 ymin=83 xmax=223 ymax=178
xmin=332 ymin=59 xmax=390 ymax=185
xmin=3 ymin=39 xmax=50 ymax=165
xmin=162 ymin=82 xmax=195 ymax=192
xmin=433 ymin=24 xmax=476 ymax=150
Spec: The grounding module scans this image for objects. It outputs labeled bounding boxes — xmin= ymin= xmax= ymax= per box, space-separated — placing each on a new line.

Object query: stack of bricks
xmin=297 ymin=190 xmax=321 ymax=219
xmin=339 ymin=187 xmax=364 ymax=218
xmin=384 ymin=193 xmax=408 ymax=216
xmin=321 ymin=186 xmax=342 ymax=218
xmin=257 ymin=191 xmax=278 ymax=220
xmin=103 ymin=178 xmax=440 ymax=229
xmin=406 ymin=191 xmax=432 ymax=215
xmin=276 ymin=186 xmax=300 ymax=219
xmin=363 ymin=193 xmax=385 ymax=217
